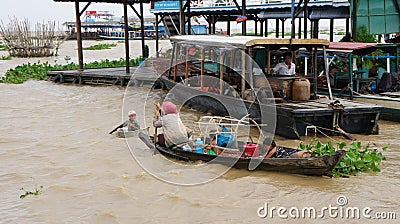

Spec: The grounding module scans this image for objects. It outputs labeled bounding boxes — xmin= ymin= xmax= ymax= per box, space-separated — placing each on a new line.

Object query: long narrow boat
xmin=139 ymin=134 xmax=346 ymax=176
xmin=115 ymin=127 xmax=149 ymax=138
xmin=154 ymin=35 xmax=382 ymax=139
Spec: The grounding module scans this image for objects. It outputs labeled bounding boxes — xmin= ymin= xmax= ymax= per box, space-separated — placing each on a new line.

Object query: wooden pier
xmin=46 ymin=66 xmax=160 ymax=86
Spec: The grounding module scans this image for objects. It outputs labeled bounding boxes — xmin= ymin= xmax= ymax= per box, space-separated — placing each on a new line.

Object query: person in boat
xmin=122 ymin=110 xmax=141 ymax=131
xmin=272 ymin=51 xmax=296 ymax=76
xmin=109 ymin=110 xmax=141 ymax=134
xmin=262 ymin=137 xmax=311 ymax=158
xmin=153 ymin=101 xmax=189 ymax=148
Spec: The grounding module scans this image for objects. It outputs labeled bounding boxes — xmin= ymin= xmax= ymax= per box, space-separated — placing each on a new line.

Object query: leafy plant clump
xmin=1 ymin=57 xmax=141 ymax=84
xmin=300 ymin=140 xmax=388 ymax=177
xmin=143 ymin=44 xmax=149 ymax=58
xmin=83 ymin=43 xmax=117 ymax=50
xmin=20 ymin=185 xmax=43 ymax=199
xmin=0 ymin=41 xmax=8 ymax=51
xmin=0 ymin=55 xmax=11 ymax=60
xmin=356 ymin=25 xmax=378 ymax=43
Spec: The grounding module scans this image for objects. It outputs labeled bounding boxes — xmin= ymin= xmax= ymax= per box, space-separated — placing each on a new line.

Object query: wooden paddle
xmin=153 ymin=102 xmax=161 ymax=144
xmin=109 ymin=123 xmax=124 ymax=134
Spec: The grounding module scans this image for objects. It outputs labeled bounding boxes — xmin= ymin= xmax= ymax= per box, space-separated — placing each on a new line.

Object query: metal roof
xmin=54 ymin=0 xmax=154 ymax=3
xmin=328 ymin=42 xmax=378 ymax=51
xmin=170 ymin=35 xmax=329 ymax=49
xmin=308 ymin=6 xmax=350 ymax=19
xmin=259 ymin=10 xmax=304 ymax=19
xmin=328 ymin=42 xmax=400 ymax=55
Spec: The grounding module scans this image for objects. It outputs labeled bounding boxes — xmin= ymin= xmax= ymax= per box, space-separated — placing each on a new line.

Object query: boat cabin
xmin=323 ymin=42 xmax=400 ymax=97
xmin=154 ymin=35 xmax=382 ymax=139
xmin=165 ymin=35 xmax=331 ymax=102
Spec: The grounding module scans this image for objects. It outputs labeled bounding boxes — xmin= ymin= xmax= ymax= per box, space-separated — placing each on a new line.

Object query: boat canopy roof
xmin=170 ymin=35 xmax=330 ymax=50
xmin=328 ymin=42 xmax=400 ymax=55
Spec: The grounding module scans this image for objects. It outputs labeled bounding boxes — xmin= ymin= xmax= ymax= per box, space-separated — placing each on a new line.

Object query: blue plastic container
xmin=195 ymin=138 xmax=204 ymax=154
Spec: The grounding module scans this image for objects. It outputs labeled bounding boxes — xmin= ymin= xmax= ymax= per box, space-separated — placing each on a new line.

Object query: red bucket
xmin=243 ymin=143 xmax=259 ymax=157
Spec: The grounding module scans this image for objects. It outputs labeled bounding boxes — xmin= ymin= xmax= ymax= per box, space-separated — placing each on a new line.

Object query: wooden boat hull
xmin=160 ymin=77 xmax=382 ymax=139
xmin=115 ymin=127 xmax=148 ymax=138
xmin=154 ymin=144 xmax=346 ymax=176
xmin=318 ymin=88 xmax=400 ymax=122
xmin=353 ymin=93 xmax=400 ymax=122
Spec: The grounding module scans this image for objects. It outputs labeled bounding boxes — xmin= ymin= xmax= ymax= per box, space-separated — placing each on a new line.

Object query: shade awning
xmin=329 ymin=42 xmax=378 ymax=51
xmin=259 ymin=10 xmax=304 ymax=19
xmin=309 ymin=6 xmax=350 ymax=20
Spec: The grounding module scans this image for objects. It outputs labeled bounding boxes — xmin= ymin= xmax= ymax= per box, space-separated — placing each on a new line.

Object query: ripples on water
xmin=0 ymin=81 xmax=399 ymax=223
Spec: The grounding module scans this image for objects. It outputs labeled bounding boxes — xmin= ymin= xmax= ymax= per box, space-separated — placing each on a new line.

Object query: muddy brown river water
xmin=0 ymin=40 xmax=398 ymax=223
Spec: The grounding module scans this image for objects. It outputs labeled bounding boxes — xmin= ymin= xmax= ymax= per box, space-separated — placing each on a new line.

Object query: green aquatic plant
xmin=0 ymin=55 xmax=11 ymax=60
xmin=20 ymin=185 xmax=43 ymax=199
xmin=83 ymin=43 xmax=117 ymax=50
xmin=300 ymin=139 xmax=388 ymax=178
xmin=1 ymin=57 xmax=141 ymax=84
xmin=0 ymin=41 xmax=7 ymax=51
xmin=64 ymin=56 xmax=71 ymax=63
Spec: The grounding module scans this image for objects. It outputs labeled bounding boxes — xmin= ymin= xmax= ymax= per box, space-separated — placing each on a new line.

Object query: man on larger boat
xmin=272 ymin=51 xmax=296 ymax=76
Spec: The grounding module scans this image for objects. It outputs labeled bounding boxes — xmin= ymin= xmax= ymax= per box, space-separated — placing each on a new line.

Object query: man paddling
xmin=109 ymin=110 xmax=141 ymax=134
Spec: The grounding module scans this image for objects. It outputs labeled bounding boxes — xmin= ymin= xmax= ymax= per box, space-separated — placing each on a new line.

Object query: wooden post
xmin=201 ymin=47 xmax=205 ymax=88
xmin=241 ymin=49 xmax=246 ymax=98
xmin=185 ymin=47 xmax=189 ymax=86
xmin=174 ymin=43 xmax=179 ymax=82
xmin=187 ymin=1 xmax=191 ymax=35
xmin=74 ymin=0 xmax=83 ymax=71
xmin=323 ymin=46 xmax=333 ymax=100
xmin=248 ymin=47 xmax=253 ymax=93
xmin=265 ymin=19 xmax=268 ymax=37
xmin=275 ymin=19 xmax=279 ymax=38
xmin=255 ymin=19 xmax=258 ymax=36
xmin=212 ymin=15 xmax=215 ymax=34
xmin=304 ymin=7 xmax=308 ymax=39
xmin=267 ymin=47 xmax=271 ymax=74
xmin=352 ymin=0 xmax=357 ymax=41
xmin=281 ymin=19 xmax=285 ymax=38
xmin=220 ymin=50 xmax=224 ymax=95
xmin=123 ymin=0 xmax=130 ymax=74
xmin=242 ymin=0 xmax=246 ymax=36
xmin=227 ymin=15 xmax=231 ymax=36
xmin=179 ymin=0 xmax=184 ymax=35
xmin=314 ymin=19 xmax=319 ymax=39
xmin=140 ymin=2 xmax=145 ymax=59
xmin=346 ymin=17 xmax=350 ymax=38
xmin=155 ymin=14 xmax=159 ymax=57
xmin=396 ymin=45 xmax=399 ymax=73
xmin=330 ymin=19 xmax=334 ymax=42
xmin=349 ymin=54 xmax=354 ymax=99
xmin=260 ymin=20 xmax=264 ymax=37
xmin=298 ymin=18 xmax=301 ymax=39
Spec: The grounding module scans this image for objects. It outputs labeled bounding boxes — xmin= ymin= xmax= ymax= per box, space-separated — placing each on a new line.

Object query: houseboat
xmin=153 ymin=35 xmax=382 ymax=139
xmin=319 ymin=42 xmax=400 ymax=121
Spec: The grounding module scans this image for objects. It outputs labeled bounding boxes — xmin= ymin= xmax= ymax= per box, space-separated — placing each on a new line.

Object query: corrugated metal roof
xmin=309 ymin=6 xmax=349 ymax=19
xmin=151 ymin=0 xmax=350 ymax=14
xmin=54 ymin=0 xmax=153 ymax=3
xmin=328 ymin=42 xmax=378 ymax=51
xmin=170 ymin=35 xmax=329 ymax=48
xmin=259 ymin=10 xmax=304 ymax=19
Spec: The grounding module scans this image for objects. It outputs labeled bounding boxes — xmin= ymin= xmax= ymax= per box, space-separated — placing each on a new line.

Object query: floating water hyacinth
xmin=300 ymin=139 xmax=388 ymax=178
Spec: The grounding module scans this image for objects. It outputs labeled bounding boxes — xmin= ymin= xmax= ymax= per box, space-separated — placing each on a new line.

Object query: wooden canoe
xmin=139 ymin=134 xmax=346 ymax=176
